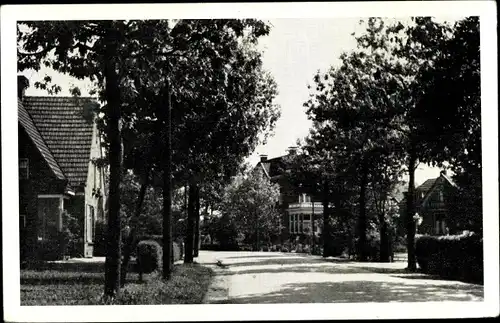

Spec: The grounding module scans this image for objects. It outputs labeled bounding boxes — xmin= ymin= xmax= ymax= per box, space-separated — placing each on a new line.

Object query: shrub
xmin=136 ymin=240 xmax=162 ymax=275
xmin=36 ymin=239 xmax=61 ymax=261
xmin=303 ymin=245 xmax=311 ymax=254
xmin=262 ymin=245 xmax=269 ymax=252
xmin=415 ymin=232 xmax=483 ymax=283
xmin=282 ymin=247 xmax=289 ymax=253
xmin=136 ymin=235 xmax=183 ymax=262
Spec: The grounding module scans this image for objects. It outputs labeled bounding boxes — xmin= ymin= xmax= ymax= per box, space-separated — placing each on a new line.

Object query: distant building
xmin=18 ymin=75 xmax=106 ymax=260
xmin=400 ymin=171 xmax=457 ymax=235
xmin=253 ymin=148 xmax=323 ymax=244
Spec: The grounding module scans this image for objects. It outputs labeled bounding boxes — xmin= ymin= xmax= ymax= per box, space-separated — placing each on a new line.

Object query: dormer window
xmin=19 ymin=158 xmax=29 ymax=179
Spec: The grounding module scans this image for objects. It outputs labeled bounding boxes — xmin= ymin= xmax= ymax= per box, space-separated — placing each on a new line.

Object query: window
xmin=290 ymin=214 xmax=315 ymax=234
xmin=290 ymin=214 xmax=297 ymax=233
xmin=438 ymin=191 xmax=444 ymax=202
xmin=37 ymin=198 xmax=59 ymax=240
xmin=87 ymin=205 xmax=95 ymax=242
xmin=306 ymin=195 xmax=311 ymax=203
xmin=435 ymin=219 xmax=447 ymax=235
xmin=19 ymin=158 xmax=29 ymax=179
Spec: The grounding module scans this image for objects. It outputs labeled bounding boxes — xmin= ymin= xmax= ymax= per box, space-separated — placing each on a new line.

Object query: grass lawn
xmin=21 ymin=263 xmax=214 ymax=305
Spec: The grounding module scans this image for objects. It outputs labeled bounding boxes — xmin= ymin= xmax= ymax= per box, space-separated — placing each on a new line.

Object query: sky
xmin=20 ymin=18 xmax=445 ymax=186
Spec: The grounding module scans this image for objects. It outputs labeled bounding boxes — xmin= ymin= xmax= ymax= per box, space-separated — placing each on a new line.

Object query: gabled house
xmin=18 ymin=76 xmax=106 ymax=260
xmin=400 ymin=171 xmax=457 ymax=236
xmin=253 ymin=148 xmax=323 ymax=244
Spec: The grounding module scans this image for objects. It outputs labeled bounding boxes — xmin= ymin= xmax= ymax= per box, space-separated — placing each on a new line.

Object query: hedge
xmin=136 ymin=235 xmax=183 ymax=262
xmin=415 ymin=232 xmax=483 ymax=284
xmin=136 ymin=240 xmax=162 ymax=274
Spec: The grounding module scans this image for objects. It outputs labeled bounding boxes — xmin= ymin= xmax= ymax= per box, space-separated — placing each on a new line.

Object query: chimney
xmin=18 ymin=75 xmax=29 ymax=99
xmin=287 ymin=146 xmax=298 ymax=155
xmin=260 ymin=154 xmax=268 ymax=162
xmin=440 ymin=169 xmax=447 ymax=177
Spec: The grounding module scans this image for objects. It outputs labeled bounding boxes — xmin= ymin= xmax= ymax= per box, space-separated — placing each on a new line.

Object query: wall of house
xmin=417 ymin=177 xmax=452 ymax=235
xmin=82 ymin=123 xmax=106 ymax=257
xmin=18 ymin=127 xmax=66 ymax=261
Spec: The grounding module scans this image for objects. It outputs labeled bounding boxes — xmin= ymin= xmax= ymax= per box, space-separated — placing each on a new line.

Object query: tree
xmin=303 ymin=43 xmax=406 ymax=261
xmin=99 ymin=19 xmax=279 ymax=265
xmin=18 ymin=20 xmax=144 ymax=296
xmin=302 ymin=17 xmax=479 ymax=269
xmin=220 ymin=171 xmax=281 ymax=250
xmin=412 ymin=17 xmax=481 ymax=233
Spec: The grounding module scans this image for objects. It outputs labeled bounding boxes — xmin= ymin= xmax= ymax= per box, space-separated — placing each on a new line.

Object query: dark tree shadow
xmin=221 ymin=280 xmax=484 ymax=304
xmin=225 ymin=254 xmax=294 ymax=259
xmin=226 ymin=257 xmax=328 ymax=268
xmin=216 ymin=266 xmax=374 ymax=276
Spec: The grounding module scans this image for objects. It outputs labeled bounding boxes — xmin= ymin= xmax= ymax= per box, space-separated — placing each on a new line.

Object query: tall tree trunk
xmin=379 ymin=212 xmax=390 ymax=263
xmin=184 ymin=182 xmax=188 ymax=217
xmin=193 ymin=185 xmax=201 ymax=257
xmin=256 ymin=221 xmax=260 ymax=251
xmin=162 ymin=76 xmax=173 ymax=280
xmin=311 ymin=200 xmax=315 ymax=254
xmin=322 ymin=179 xmax=330 ymax=257
xmin=406 ymin=147 xmax=417 ymax=271
xmin=184 ymin=183 xmax=196 ymax=263
xmin=104 ymin=29 xmax=122 ymax=297
xmin=120 ymin=178 xmax=148 ymax=287
xmin=357 ymin=162 xmax=368 ymax=262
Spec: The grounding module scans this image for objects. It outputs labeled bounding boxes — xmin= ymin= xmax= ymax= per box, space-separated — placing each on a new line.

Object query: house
xmin=399 ymin=171 xmax=457 ymax=236
xmin=18 ymin=75 xmax=106 ymax=260
xmin=253 ymin=147 xmax=323 ymax=244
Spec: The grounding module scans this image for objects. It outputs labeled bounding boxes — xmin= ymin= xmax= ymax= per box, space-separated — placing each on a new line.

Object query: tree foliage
xmin=301 ymin=17 xmax=480 ymax=267
xmin=220 ymin=170 xmax=281 ymax=249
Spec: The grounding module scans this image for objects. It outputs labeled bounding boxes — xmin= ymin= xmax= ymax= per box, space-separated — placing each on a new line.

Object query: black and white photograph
xmin=1 ymin=1 xmax=498 ymax=322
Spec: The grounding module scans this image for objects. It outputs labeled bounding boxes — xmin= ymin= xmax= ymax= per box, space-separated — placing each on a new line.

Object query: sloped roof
xmin=18 ymin=100 xmax=66 ymax=181
xmin=260 ymin=162 xmax=270 ymax=178
xmin=416 ymin=178 xmax=437 ymax=193
xmin=22 ymin=96 xmax=97 ymax=188
xmin=257 ymin=155 xmax=287 ymax=179
xmin=441 ymin=173 xmax=457 ymax=187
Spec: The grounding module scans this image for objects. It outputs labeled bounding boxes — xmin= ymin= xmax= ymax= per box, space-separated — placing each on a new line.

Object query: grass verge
xmin=21 ymin=263 xmax=214 ymax=305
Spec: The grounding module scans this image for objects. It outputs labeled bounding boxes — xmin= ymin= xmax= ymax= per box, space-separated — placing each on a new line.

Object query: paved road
xmin=198 ymin=251 xmax=483 ymax=304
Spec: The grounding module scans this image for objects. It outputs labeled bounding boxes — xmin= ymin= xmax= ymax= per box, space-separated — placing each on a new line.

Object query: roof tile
xmin=22 ymin=96 xmax=98 ymax=188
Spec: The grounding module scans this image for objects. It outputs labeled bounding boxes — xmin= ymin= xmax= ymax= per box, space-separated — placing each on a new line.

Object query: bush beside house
xmin=415 ymin=232 xmax=483 ymax=284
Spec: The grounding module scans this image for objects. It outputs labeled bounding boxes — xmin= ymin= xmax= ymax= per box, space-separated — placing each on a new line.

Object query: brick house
xmin=253 ymin=148 xmax=323 ymax=244
xmin=399 ymin=171 xmax=457 ymax=236
xmin=18 ymin=76 xmax=106 ymax=260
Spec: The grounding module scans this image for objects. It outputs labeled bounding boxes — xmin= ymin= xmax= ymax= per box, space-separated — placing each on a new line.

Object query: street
xmin=198 ymin=251 xmax=484 ymax=304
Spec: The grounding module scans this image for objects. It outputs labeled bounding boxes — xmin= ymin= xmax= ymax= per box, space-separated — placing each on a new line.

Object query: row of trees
xmin=18 ymin=19 xmax=280 ymax=297
xmin=289 ymin=17 xmax=480 ymax=269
